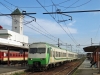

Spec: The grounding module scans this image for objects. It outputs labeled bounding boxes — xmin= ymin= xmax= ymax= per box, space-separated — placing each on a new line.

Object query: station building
xmin=83 ymin=45 xmax=100 ymax=68
xmin=0 ymin=8 xmax=29 ymax=66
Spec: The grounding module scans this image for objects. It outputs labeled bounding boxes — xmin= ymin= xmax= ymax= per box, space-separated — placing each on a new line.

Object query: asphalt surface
xmin=0 ymin=65 xmax=28 ymax=74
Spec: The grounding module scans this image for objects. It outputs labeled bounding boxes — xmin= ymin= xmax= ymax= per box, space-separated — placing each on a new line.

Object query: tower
xmin=11 ymin=8 xmax=24 ymax=34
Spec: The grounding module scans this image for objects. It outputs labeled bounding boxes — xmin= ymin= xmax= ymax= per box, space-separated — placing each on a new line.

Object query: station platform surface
xmin=0 ymin=65 xmax=28 ymax=75
xmin=74 ymin=58 xmax=100 ymax=75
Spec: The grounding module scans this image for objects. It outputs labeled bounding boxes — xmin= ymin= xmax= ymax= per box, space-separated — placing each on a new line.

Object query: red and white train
xmin=0 ymin=50 xmax=28 ymax=65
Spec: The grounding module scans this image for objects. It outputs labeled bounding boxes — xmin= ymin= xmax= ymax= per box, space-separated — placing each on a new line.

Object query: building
xmin=0 ymin=8 xmax=28 ymax=48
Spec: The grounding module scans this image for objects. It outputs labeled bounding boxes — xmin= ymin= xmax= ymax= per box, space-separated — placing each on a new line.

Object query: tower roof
xmin=11 ymin=8 xmax=22 ymax=15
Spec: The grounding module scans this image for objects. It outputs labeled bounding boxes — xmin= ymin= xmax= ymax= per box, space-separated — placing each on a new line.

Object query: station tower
xmin=11 ymin=8 xmax=24 ymax=35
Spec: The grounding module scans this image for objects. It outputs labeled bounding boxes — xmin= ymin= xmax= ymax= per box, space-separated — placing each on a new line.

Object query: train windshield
xmin=29 ymin=48 xmax=46 ymax=54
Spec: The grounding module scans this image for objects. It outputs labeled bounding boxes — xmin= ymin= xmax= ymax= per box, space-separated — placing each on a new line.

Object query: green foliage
xmin=11 ymin=71 xmax=25 ymax=75
xmin=12 ymin=72 xmax=19 ymax=75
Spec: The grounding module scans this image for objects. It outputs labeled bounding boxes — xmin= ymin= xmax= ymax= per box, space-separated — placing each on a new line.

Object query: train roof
xmin=30 ymin=42 xmax=74 ymax=52
xmin=31 ymin=42 xmax=61 ymax=49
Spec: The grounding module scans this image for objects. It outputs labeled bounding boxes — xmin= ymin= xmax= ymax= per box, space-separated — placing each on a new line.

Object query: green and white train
xmin=28 ymin=42 xmax=78 ymax=71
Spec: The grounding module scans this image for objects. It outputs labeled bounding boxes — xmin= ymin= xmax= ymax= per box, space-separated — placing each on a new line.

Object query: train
xmin=0 ymin=50 xmax=28 ymax=65
xmin=28 ymin=42 xmax=79 ymax=71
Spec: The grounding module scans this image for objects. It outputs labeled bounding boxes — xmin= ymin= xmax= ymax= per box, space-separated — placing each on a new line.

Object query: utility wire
xmin=43 ymin=10 xmax=100 ymax=14
xmin=51 ymin=0 xmax=79 ymax=45
xmin=3 ymin=0 xmax=66 ymax=44
xmin=93 ymin=25 xmax=100 ymax=41
xmin=0 ymin=1 xmax=12 ymax=11
xmin=4 ymin=0 xmax=90 ymax=9
xmin=51 ymin=0 xmax=78 ymax=45
xmin=4 ymin=0 xmax=70 ymax=8
xmin=58 ymin=0 xmax=92 ymax=9
xmin=0 ymin=1 xmax=58 ymax=43
xmin=60 ymin=15 xmax=79 ymax=45
xmin=62 ymin=0 xmax=80 ymax=11
xmin=35 ymin=21 xmax=57 ymax=39
xmin=36 ymin=0 xmax=78 ymax=45
xmin=0 ymin=11 xmax=58 ymax=42
xmin=24 ymin=24 xmax=58 ymax=42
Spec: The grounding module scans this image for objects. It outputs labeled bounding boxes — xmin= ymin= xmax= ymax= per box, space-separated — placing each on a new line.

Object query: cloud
xmin=0 ymin=16 xmax=77 ymax=35
xmin=0 ymin=16 xmax=11 ymax=26
xmin=90 ymin=9 xmax=100 ymax=15
xmin=67 ymin=21 xmax=76 ymax=26
xmin=0 ymin=16 xmax=11 ymax=29
xmin=25 ymin=18 xmax=77 ymax=34
xmin=92 ymin=12 xmax=100 ymax=15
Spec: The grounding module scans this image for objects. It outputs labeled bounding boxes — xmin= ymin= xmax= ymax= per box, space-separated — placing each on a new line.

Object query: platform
xmin=74 ymin=58 xmax=100 ymax=75
xmin=0 ymin=65 xmax=28 ymax=75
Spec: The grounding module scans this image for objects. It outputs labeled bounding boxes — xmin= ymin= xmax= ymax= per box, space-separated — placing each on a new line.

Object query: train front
xmin=28 ymin=43 xmax=49 ymax=71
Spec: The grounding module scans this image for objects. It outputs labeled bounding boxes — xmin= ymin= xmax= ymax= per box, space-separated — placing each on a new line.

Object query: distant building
xmin=0 ymin=8 xmax=28 ymax=48
xmin=11 ymin=8 xmax=24 ymax=35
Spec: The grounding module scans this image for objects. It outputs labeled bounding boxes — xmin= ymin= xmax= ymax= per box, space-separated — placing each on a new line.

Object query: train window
xmin=68 ymin=54 xmax=74 ymax=57
xmin=58 ymin=52 xmax=60 ymax=57
xmin=16 ymin=54 xmax=17 ymax=56
xmin=10 ymin=54 xmax=12 ymax=56
xmin=2 ymin=52 xmax=3 ymax=56
xmin=53 ymin=51 xmax=55 ymax=57
xmin=29 ymin=48 xmax=46 ymax=53
xmin=29 ymin=48 xmax=37 ymax=53
xmin=18 ymin=54 xmax=20 ymax=56
xmin=50 ymin=51 xmax=52 ymax=57
xmin=56 ymin=52 xmax=57 ymax=57
xmin=37 ymin=48 xmax=45 ymax=53
xmin=61 ymin=52 xmax=62 ymax=57
xmin=60 ymin=52 xmax=61 ymax=57
xmin=57 ymin=52 xmax=58 ymax=57
xmin=59 ymin=52 xmax=60 ymax=57
xmin=6 ymin=53 xmax=8 ymax=56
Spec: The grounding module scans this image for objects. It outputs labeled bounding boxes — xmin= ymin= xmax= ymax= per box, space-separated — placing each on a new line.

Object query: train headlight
xmin=30 ymin=58 xmax=32 ymax=60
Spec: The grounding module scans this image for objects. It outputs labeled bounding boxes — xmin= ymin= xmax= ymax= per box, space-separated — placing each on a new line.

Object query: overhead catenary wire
xmin=43 ymin=10 xmax=100 ymax=14
xmin=0 ymin=11 xmax=58 ymax=43
xmin=24 ymin=24 xmax=58 ymax=42
xmin=3 ymin=0 xmax=66 ymax=45
xmin=60 ymin=15 xmax=79 ymax=45
xmin=36 ymin=0 xmax=78 ymax=45
xmin=93 ymin=25 xmax=100 ymax=41
xmin=58 ymin=0 xmax=92 ymax=9
xmin=62 ymin=0 xmax=80 ymax=11
xmin=3 ymin=0 xmax=93 ymax=47
xmin=51 ymin=0 xmax=79 ymax=45
xmin=0 ymin=1 xmax=59 ymax=43
xmin=4 ymin=0 xmax=91 ymax=10
xmin=0 ymin=1 xmax=12 ymax=11
xmin=4 ymin=0 xmax=70 ymax=8
xmin=2 ymin=0 xmax=99 ymax=47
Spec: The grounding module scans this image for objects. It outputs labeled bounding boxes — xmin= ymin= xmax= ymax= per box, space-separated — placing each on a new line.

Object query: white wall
xmin=0 ymin=29 xmax=28 ymax=47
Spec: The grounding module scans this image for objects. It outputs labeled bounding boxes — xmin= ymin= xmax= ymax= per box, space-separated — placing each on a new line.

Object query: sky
xmin=0 ymin=0 xmax=100 ymax=53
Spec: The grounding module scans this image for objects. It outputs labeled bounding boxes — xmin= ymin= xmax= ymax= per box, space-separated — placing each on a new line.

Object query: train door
xmin=46 ymin=47 xmax=50 ymax=64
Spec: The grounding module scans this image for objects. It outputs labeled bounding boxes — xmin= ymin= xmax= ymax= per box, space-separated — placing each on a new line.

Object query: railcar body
xmin=28 ymin=42 xmax=78 ymax=71
xmin=0 ymin=50 xmax=28 ymax=64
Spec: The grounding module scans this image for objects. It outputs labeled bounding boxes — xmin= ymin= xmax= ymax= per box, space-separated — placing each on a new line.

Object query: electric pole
xmin=91 ymin=38 xmax=92 ymax=46
xmin=58 ymin=38 xmax=60 ymax=47
xmin=68 ymin=44 xmax=73 ymax=51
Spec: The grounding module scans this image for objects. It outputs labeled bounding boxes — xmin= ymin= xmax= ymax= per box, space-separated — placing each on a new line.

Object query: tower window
xmin=21 ymin=27 xmax=22 ymax=30
xmin=15 ymin=27 xmax=17 ymax=29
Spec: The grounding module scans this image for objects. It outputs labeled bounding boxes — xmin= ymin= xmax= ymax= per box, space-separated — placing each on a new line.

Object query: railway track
xmin=25 ymin=58 xmax=84 ymax=75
